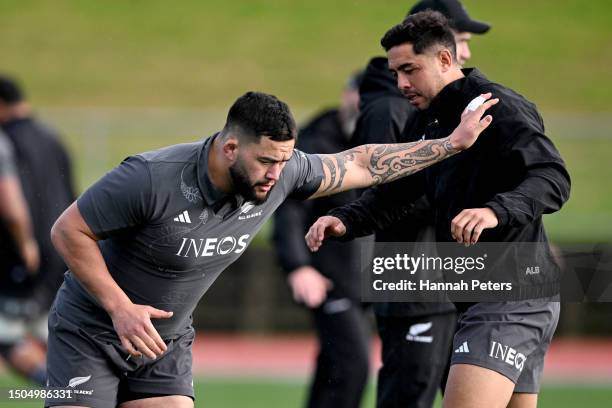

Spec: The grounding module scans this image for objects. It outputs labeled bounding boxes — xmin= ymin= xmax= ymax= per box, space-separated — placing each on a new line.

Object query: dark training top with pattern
xmin=55 ymin=135 xmax=323 ymax=339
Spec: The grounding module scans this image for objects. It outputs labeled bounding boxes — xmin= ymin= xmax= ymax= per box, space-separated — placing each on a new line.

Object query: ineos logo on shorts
xmin=489 ymin=341 xmax=527 ymax=371
xmin=175 ymin=234 xmax=250 ymax=257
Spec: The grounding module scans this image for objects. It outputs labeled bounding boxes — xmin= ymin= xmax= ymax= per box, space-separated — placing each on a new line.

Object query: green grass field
xmin=1 ymin=0 xmax=611 ymax=112
xmin=1 ymin=374 xmax=611 ymax=407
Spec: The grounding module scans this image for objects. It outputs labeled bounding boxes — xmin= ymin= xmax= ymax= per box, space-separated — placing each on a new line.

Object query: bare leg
xmin=119 ymin=395 xmax=194 ymax=408
xmin=442 ymin=364 xmax=514 ymax=408
xmin=507 ymin=393 xmax=538 ymax=408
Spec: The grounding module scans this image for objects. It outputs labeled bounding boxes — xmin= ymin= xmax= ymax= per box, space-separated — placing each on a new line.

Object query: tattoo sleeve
xmin=316 ymin=137 xmax=458 ymax=195
xmin=367 ymin=137 xmax=457 ymax=184
xmin=319 ymin=148 xmax=361 ymax=193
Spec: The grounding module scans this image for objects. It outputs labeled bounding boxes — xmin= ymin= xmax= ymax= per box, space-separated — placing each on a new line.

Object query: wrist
xmin=445 ymin=135 xmax=462 ymax=153
xmin=103 ymin=292 xmax=133 ymax=316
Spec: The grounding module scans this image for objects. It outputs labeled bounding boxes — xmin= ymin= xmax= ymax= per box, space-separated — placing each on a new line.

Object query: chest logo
xmin=180 ymin=165 xmax=203 ymax=203
xmin=238 ymin=202 xmax=262 ymax=220
xmin=176 ymin=234 xmax=250 ymax=257
xmin=240 ymin=202 xmax=255 ymax=214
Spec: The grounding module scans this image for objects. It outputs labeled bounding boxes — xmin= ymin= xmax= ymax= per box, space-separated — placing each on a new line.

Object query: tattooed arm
xmin=309 ymin=93 xmax=498 ymax=199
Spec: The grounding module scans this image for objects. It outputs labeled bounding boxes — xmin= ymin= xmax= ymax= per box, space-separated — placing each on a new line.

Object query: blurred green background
xmin=2 ymin=0 xmax=611 ymax=243
xmin=1 ymin=1 xmax=612 ymax=405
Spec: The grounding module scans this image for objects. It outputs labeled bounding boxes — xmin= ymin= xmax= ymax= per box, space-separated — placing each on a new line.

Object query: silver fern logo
xmin=68 ymin=375 xmax=91 ymax=388
xmin=180 ymin=166 xmax=202 ymax=203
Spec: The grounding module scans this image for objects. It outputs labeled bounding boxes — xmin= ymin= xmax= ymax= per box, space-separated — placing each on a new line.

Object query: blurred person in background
xmin=0 ymin=75 xmax=75 ymax=386
xmin=350 ymin=1 xmax=491 ymax=406
xmin=273 ymin=71 xmax=371 ymax=408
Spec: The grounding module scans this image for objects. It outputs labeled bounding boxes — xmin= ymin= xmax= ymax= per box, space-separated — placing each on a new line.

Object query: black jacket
xmin=352 ymin=57 xmax=456 ymax=317
xmin=273 ymin=109 xmax=363 ymax=301
xmin=0 ymin=117 xmax=75 ymax=309
xmin=331 ymin=68 xmax=571 ymax=304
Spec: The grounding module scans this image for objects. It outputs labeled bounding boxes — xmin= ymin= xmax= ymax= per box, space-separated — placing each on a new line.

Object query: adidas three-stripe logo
xmin=455 ymin=341 xmax=470 ymax=353
xmin=174 ymin=210 xmax=191 ymax=224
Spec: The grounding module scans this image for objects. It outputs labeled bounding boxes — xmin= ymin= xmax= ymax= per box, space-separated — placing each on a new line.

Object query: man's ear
xmin=438 ymin=48 xmax=454 ymax=72
xmin=222 ymin=136 xmax=240 ymax=162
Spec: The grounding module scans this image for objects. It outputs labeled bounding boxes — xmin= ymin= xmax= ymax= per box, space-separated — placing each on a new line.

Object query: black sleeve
xmin=352 ymin=97 xmax=416 ymax=146
xmin=272 ymin=198 xmax=313 ymax=274
xmin=77 ymin=156 xmax=153 ymax=239
xmin=484 ymin=107 xmax=571 ymax=227
xmin=328 ymin=174 xmax=426 ymax=240
xmin=56 ymin=141 xmax=77 ymax=200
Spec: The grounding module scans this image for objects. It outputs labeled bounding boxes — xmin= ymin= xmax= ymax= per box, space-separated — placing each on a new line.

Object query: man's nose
xmin=266 ymin=163 xmax=282 ymax=181
xmin=398 ymin=76 xmax=412 ymax=90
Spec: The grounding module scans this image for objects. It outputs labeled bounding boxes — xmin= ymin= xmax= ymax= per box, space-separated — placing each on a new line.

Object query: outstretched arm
xmin=309 ymin=93 xmax=497 ymax=199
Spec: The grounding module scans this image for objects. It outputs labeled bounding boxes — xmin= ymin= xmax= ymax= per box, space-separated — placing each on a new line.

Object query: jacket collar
xmin=426 ymin=68 xmax=485 ymax=125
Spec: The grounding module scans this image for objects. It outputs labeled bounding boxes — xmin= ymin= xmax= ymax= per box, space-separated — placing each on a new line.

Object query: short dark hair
xmin=223 ymin=91 xmax=297 ymax=142
xmin=0 ymin=75 xmax=24 ymax=104
xmin=380 ymin=10 xmax=456 ymax=59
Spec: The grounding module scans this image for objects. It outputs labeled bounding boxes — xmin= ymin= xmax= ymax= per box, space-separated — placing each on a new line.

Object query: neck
xmin=443 ymin=66 xmax=465 ymax=87
xmin=207 ymin=137 xmax=233 ymax=194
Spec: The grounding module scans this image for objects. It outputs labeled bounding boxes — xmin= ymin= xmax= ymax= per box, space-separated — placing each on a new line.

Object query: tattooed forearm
xmin=367 ymin=137 xmax=457 ymax=184
xmin=313 ymin=138 xmax=458 ymax=198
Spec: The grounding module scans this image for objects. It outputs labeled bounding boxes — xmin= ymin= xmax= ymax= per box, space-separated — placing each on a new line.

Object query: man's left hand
xmin=451 ymin=208 xmax=498 ymax=245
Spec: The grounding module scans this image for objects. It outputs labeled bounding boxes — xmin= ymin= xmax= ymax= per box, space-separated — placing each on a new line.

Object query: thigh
xmin=443 ymin=364 xmax=514 ymax=408
xmin=378 ymin=312 xmax=456 ymax=371
xmin=376 ymin=312 xmax=456 ymax=408
xmin=119 ymin=395 xmax=193 ymax=408
xmin=312 ymin=298 xmax=370 ymax=358
xmin=116 ymin=328 xmax=195 ymax=405
xmin=45 ymin=309 xmax=119 ymax=408
xmin=507 ymin=393 xmax=538 ymax=408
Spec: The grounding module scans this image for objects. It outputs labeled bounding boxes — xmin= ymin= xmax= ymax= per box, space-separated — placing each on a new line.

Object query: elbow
xmin=50 ymin=213 xmax=70 ymax=252
xmin=50 ymin=218 xmax=63 ymax=251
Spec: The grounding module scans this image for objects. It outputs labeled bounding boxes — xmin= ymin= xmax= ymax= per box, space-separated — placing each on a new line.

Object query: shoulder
xmin=467 ymin=69 xmax=541 ymax=121
xmin=137 ymin=140 xmax=203 ymax=164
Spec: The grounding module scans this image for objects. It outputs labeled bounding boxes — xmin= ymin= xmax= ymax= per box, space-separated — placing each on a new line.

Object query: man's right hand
xmin=305 ymin=215 xmax=347 ymax=252
xmin=109 ymin=302 xmax=173 ymax=359
xmin=288 ymin=266 xmax=333 ymax=308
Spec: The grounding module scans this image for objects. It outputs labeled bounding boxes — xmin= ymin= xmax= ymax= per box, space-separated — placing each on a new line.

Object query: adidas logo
xmin=455 ymin=341 xmax=470 ymax=353
xmin=173 ymin=210 xmax=192 ymax=224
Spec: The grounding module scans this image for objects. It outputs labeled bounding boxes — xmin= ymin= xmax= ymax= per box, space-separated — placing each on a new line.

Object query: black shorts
xmin=375 ymin=311 xmax=457 ymax=408
xmin=450 ymin=300 xmax=560 ymax=393
xmin=45 ymin=307 xmax=194 ymax=408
